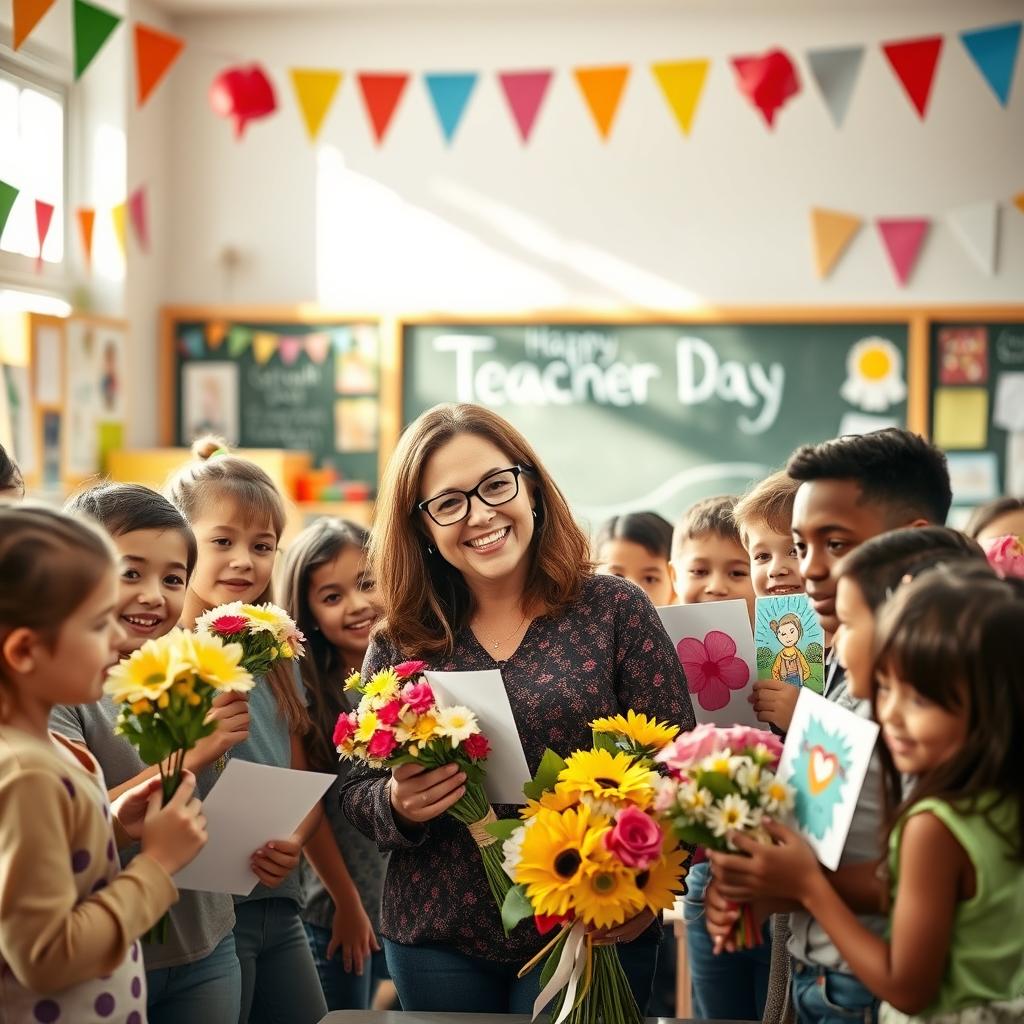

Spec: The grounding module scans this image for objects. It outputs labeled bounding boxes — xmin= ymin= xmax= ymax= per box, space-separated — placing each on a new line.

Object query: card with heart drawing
xmin=775 ymin=688 xmax=880 ymax=870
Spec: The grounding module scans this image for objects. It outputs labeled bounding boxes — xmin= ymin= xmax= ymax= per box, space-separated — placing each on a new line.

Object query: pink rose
xmin=983 ymin=534 xmax=1024 ymax=579
xmin=401 ymin=681 xmax=435 ymax=714
xmin=212 ymin=614 xmax=248 ymax=636
xmin=720 ymin=726 xmax=783 ymax=766
xmin=394 ymin=660 xmax=428 ymax=679
xmin=332 ymin=711 xmax=356 ymax=747
xmin=463 ymin=732 xmax=491 ymax=760
xmin=367 ymin=728 xmax=398 ymax=759
xmin=655 ymin=723 xmax=725 ymax=775
xmin=377 ymin=699 xmax=403 ymax=726
xmin=604 ymin=806 xmax=664 ymax=869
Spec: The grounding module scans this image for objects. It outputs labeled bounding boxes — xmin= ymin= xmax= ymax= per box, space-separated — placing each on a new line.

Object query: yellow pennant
xmin=810 ymin=207 xmax=862 ymax=279
xmin=573 ymin=65 xmax=630 ymax=140
xmin=253 ymin=331 xmax=278 ymax=365
xmin=651 ymin=60 xmax=710 ymax=136
xmin=289 ymin=69 xmax=343 ymax=141
xmin=111 ymin=201 xmax=127 ymax=256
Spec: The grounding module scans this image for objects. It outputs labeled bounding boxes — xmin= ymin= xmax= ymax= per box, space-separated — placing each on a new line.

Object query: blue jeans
xmin=683 ymin=861 xmax=771 ymax=1021
xmin=303 ymin=922 xmax=389 ymax=1010
xmin=146 ymin=932 xmax=241 ymax=1024
xmin=233 ymin=899 xmax=327 ymax=1024
xmin=791 ymin=960 xmax=879 ymax=1024
xmin=383 ymin=934 xmax=659 ymax=1014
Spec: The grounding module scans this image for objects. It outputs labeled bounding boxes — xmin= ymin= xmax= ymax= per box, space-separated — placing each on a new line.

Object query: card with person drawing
xmin=754 ymin=594 xmax=825 ymax=694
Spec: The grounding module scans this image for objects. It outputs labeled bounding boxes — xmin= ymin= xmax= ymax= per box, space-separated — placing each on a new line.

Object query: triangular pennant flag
xmin=128 ymin=187 xmax=148 ymax=251
xmin=1015 ymin=192 xmax=1024 ymax=215
xmin=356 ymin=73 xmax=409 ymax=145
xmin=650 ymin=60 xmax=710 ymax=136
xmin=227 ymin=326 xmax=253 ymax=358
xmin=206 ymin=321 xmax=227 ymax=349
xmin=0 ymin=181 xmax=19 ymax=242
xmin=573 ymin=65 xmax=630 ymax=140
xmin=881 ymin=36 xmax=943 ymax=119
xmin=959 ymin=22 xmax=1021 ymax=107
xmin=304 ymin=332 xmax=330 ymax=364
xmin=35 ymin=200 xmax=54 ymax=262
xmin=180 ymin=326 xmax=205 ymax=358
xmin=134 ymin=23 xmax=185 ymax=107
xmin=111 ymin=202 xmax=127 ymax=256
xmin=424 ymin=72 xmax=479 ymax=144
xmin=74 ymin=0 xmax=122 ymax=81
xmin=13 ymin=0 xmax=58 ymax=50
xmin=76 ymin=208 xmax=95 ymax=266
xmin=289 ymin=69 xmax=343 ymax=141
xmin=810 ymin=207 xmax=862 ymax=278
xmin=279 ymin=336 xmax=303 ymax=366
xmin=731 ymin=49 xmax=802 ymax=128
xmin=806 ymin=46 xmax=864 ymax=128
xmin=877 ymin=217 xmax=930 ymax=286
xmin=948 ymin=201 xmax=1000 ymax=275
xmin=497 ymin=70 xmax=553 ymax=143
xmin=252 ymin=331 xmax=278 ymax=366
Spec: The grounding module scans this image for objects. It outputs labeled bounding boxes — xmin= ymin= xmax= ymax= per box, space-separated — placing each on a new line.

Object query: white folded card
xmin=424 ymin=669 xmax=532 ymax=805
xmin=174 ymin=759 xmax=334 ymax=895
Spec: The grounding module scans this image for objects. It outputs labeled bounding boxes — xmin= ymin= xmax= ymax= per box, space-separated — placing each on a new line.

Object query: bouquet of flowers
xmin=195 ymin=601 xmax=306 ymax=676
xmin=654 ymin=723 xmax=794 ymax=948
xmin=333 ymin=661 xmax=510 ymax=917
xmin=104 ymin=628 xmax=255 ymax=939
xmin=981 ymin=534 xmax=1024 ymax=579
xmin=489 ymin=712 xmax=688 ymax=1024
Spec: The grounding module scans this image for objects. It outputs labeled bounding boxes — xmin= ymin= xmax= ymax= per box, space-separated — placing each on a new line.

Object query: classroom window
xmin=0 ymin=63 xmax=65 ymax=264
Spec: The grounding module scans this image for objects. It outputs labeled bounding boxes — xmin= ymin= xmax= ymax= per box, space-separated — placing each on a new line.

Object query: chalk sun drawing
xmin=791 ymin=716 xmax=851 ymax=840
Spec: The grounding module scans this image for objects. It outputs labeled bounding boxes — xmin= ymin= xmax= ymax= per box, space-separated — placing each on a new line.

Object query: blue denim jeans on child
xmin=145 ymin=931 xmax=241 ymax=1024
xmin=790 ymin=959 xmax=880 ymax=1024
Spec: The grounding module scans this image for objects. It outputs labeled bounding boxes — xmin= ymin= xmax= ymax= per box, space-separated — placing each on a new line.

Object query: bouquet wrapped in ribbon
xmin=333 ymin=661 xmax=511 ymax=917
xmin=490 ymin=712 xmax=688 ymax=1024
xmin=195 ymin=601 xmax=306 ymax=676
xmin=654 ymin=723 xmax=793 ymax=948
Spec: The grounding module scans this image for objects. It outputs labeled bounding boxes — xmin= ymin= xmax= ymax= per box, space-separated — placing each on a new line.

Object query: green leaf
xmin=591 ymin=731 xmax=618 ymax=755
xmin=501 ymin=883 xmax=535 ymax=933
xmin=523 ymin=749 xmax=567 ymax=801
xmin=485 ymin=818 xmax=523 ymax=842
xmin=676 ymin=823 xmax=716 ymax=848
xmin=699 ymin=771 xmax=739 ymax=800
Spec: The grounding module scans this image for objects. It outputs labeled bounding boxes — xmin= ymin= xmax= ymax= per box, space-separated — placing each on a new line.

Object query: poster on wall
xmin=66 ymin=321 xmax=100 ymax=476
xmin=334 ymin=397 xmax=378 ymax=452
xmin=182 ymin=362 xmax=240 ymax=444
xmin=4 ymin=367 xmax=37 ymax=476
xmin=335 ymin=325 xmax=379 ymax=394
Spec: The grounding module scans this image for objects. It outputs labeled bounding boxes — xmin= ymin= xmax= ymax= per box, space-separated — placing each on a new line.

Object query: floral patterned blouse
xmin=339 ymin=573 xmax=694 ymax=963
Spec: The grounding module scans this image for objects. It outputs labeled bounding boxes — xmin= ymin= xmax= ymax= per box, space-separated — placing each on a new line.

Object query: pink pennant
xmin=304 ymin=332 xmax=330 ymax=364
xmin=279 ymin=336 xmax=303 ymax=366
xmin=498 ymin=70 xmax=553 ymax=143
xmin=35 ymin=199 xmax=54 ymax=266
xmin=876 ymin=217 xmax=930 ymax=286
xmin=128 ymin=186 xmax=149 ymax=251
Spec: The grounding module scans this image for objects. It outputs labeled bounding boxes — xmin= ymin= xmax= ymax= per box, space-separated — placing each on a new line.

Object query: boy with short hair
xmin=705 ymin=428 xmax=951 ymax=1024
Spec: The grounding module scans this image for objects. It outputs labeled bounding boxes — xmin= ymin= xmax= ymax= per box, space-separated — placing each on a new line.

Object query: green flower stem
xmin=445 ymin=781 xmax=513 ymax=917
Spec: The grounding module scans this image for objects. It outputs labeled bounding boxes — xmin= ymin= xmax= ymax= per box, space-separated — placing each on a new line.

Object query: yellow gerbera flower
xmin=104 ymin=630 xmax=192 ymax=704
xmin=590 ymin=709 xmax=680 ymax=749
xmin=240 ymin=602 xmax=291 ymax=636
xmin=182 ymin=631 xmax=255 ymax=693
xmin=364 ymin=668 xmax=400 ymax=702
xmin=355 ymin=711 xmax=379 ymax=743
xmin=410 ymin=714 xmax=439 ymax=742
xmin=519 ymin=784 xmax=583 ymax=821
xmin=635 ymin=840 xmax=688 ymax=915
xmin=573 ymin=849 xmax=645 ymax=929
xmin=515 ymin=806 xmax=608 ymax=919
xmin=558 ymin=749 xmax=657 ymax=810
xmin=344 ymin=671 xmax=362 ymax=691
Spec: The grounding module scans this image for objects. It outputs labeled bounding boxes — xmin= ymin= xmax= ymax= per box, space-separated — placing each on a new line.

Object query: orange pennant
xmin=13 ymin=0 xmax=58 ymax=50
xmin=573 ymin=65 xmax=630 ymax=140
xmin=1014 ymin=192 xmax=1024 ymax=215
xmin=76 ymin=208 xmax=95 ymax=267
xmin=206 ymin=321 xmax=228 ymax=349
xmin=810 ymin=207 xmax=862 ymax=278
xmin=135 ymin=23 xmax=185 ymax=107
xmin=651 ymin=60 xmax=710 ymax=136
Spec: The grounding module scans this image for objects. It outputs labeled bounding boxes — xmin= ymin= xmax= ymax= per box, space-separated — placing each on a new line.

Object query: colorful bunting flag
xmin=650 ymin=59 xmax=709 ymax=136
xmin=13 ymin=0 xmax=58 ymax=50
xmin=0 ymin=181 xmax=19 ymax=242
xmin=959 ymin=22 xmax=1021 ymax=107
xmin=180 ymin=326 xmax=205 ymax=358
xmin=948 ymin=201 xmax=999 ymax=275
xmin=497 ymin=70 xmax=553 ymax=144
xmin=806 ymin=46 xmax=864 ymax=128
xmin=289 ymin=69 xmax=343 ymax=141
xmin=424 ymin=72 xmax=479 ymax=144
xmin=111 ymin=202 xmax=126 ymax=256
xmin=1015 ymin=192 xmax=1024 ymax=215
xmin=731 ymin=49 xmax=802 ymax=128
xmin=573 ymin=65 xmax=630 ymax=140
xmin=74 ymin=0 xmax=122 ymax=81
xmin=809 ymin=207 xmax=862 ymax=278
xmin=206 ymin=321 xmax=227 ymax=349
xmin=252 ymin=331 xmax=278 ymax=366
xmin=304 ymin=332 xmax=330 ymax=364
xmin=357 ymin=73 xmax=409 ymax=145
xmin=35 ymin=200 xmax=54 ymax=264
xmin=210 ymin=65 xmax=278 ymax=139
xmin=134 ymin=23 xmax=185 ymax=107
xmin=128 ymin=187 xmax=148 ymax=251
xmin=877 ymin=217 xmax=930 ymax=286
xmin=279 ymin=336 xmax=303 ymax=366
xmin=227 ymin=325 xmax=253 ymax=358
xmin=76 ymin=208 xmax=95 ymax=266
xmin=881 ymin=36 xmax=943 ymax=119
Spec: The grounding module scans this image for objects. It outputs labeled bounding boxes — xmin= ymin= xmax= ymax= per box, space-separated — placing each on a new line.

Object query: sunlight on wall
xmin=92 ymin=122 xmax=126 ymax=281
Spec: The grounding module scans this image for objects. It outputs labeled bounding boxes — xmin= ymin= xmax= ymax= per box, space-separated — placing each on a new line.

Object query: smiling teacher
xmin=340 ymin=402 xmax=694 ymax=1014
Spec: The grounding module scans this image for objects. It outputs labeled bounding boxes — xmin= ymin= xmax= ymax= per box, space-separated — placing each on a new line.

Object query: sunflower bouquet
xmin=488 ymin=712 xmax=687 ymax=1024
xmin=654 ymin=723 xmax=794 ymax=948
xmin=194 ymin=601 xmax=306 ymax=677
xmin=333 ymin=661 xmax=511 ymax=917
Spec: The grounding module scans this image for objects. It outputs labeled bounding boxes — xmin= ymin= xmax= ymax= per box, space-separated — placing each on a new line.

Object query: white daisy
xmin=734 ymin=758 xmax=763 ymax=794
xmin=705 ymin=794 xmax=754 ymax=840
xmin=434 ymin=705 xmax=478 ymax=748
xmin=759 ymin=776 xmax=795 ymax=816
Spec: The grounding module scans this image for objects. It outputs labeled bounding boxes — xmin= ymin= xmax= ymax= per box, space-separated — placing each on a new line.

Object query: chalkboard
xmin=928 ymin=318 xmax=1024 ymax=520
xmin=402 ymin=320 xmax=911 ymax=527
xmin=167 ymin=313 xmax=382 ymax=491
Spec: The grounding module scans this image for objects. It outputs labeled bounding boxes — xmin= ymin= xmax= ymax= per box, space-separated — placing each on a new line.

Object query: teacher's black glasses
xmin=416 ymin=465 xmax=531 ymax=527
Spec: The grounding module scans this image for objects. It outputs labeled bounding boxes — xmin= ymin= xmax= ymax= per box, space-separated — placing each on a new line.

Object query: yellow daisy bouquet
xmin=334 ymin=661 xmax=512 ymax=918
xmin=194 ymin=601 xmax=306 ymax=677
xmin=486 ymin=712 xmax=688 ymax=1024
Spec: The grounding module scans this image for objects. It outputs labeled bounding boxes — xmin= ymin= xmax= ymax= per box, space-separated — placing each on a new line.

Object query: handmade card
xmin=776 ymin=689 xmax=880 ymax=870
xmin=657 ymin=600 xmax=763 ymax=730
xmin=754 ymin=594 xmax=825 ymax=694
xmin=937 ymin=326 xmax=988 ymax=385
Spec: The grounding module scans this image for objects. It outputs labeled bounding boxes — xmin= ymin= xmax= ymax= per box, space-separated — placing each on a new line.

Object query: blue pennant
xmin=424 ymin=72 xmax=479 ymax=143
xmin=960 ymin=21 xmax=1022 ymax=107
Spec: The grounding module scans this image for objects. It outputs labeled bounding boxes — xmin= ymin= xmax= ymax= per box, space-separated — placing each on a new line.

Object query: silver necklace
xmin=475 ymin=611 xmax=528 ymax=652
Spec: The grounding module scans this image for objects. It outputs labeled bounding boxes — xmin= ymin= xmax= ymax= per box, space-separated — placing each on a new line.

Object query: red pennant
xmin=882 ymin=36 xmax=943 ymax=119
xmin=731 ymin=49 xmax=801 ymax=127
xmin=209 ymin=64 xmax=277 ymax=139
xmin=135 ymin=23 xmax=185 ymax=107
xmin=128 ymin=187 xmax=149 ymax=251
xmin=76 ymin=207 xmax=95 ymax=266
xmin=35 ymin=199 xmax=54 ymax=266
xmin=357 ymin=73 xmax=409 ymax=144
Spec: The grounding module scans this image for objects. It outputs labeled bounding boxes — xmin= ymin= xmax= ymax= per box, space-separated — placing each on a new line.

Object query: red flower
xmin=332 ymin=711 xmax=356 ymax=746
xmin=377 ymin=699 xmax=403 ymax=726
xmin=367 ymin=728 xmax=398 ymax=759
xmin=394 ymin=659 xmax=428 ymax=679
xmin=211 ymin=614 xmax=248 ymax=636
xmin=535 ymin=912 xmax=571 ymax=935
xmin=401 ymin=681 xmax=435 ymax=714
xmin=676 ymin=630 xmax=750 ymax=712
xmin=463 ymin=732 xmax=491 ymax=760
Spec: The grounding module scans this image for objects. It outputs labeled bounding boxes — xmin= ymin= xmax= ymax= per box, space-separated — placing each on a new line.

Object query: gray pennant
xmin=807 ymin=46 xmax=865 ymax=128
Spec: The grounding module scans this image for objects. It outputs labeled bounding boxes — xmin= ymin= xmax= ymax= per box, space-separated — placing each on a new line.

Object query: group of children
xmin=0 ymin=423 xmax=1022 ymax=1024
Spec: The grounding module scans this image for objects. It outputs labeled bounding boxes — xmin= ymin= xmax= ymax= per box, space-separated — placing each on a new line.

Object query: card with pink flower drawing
xmin=656 ymin=600 xmax=765 ymax=730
